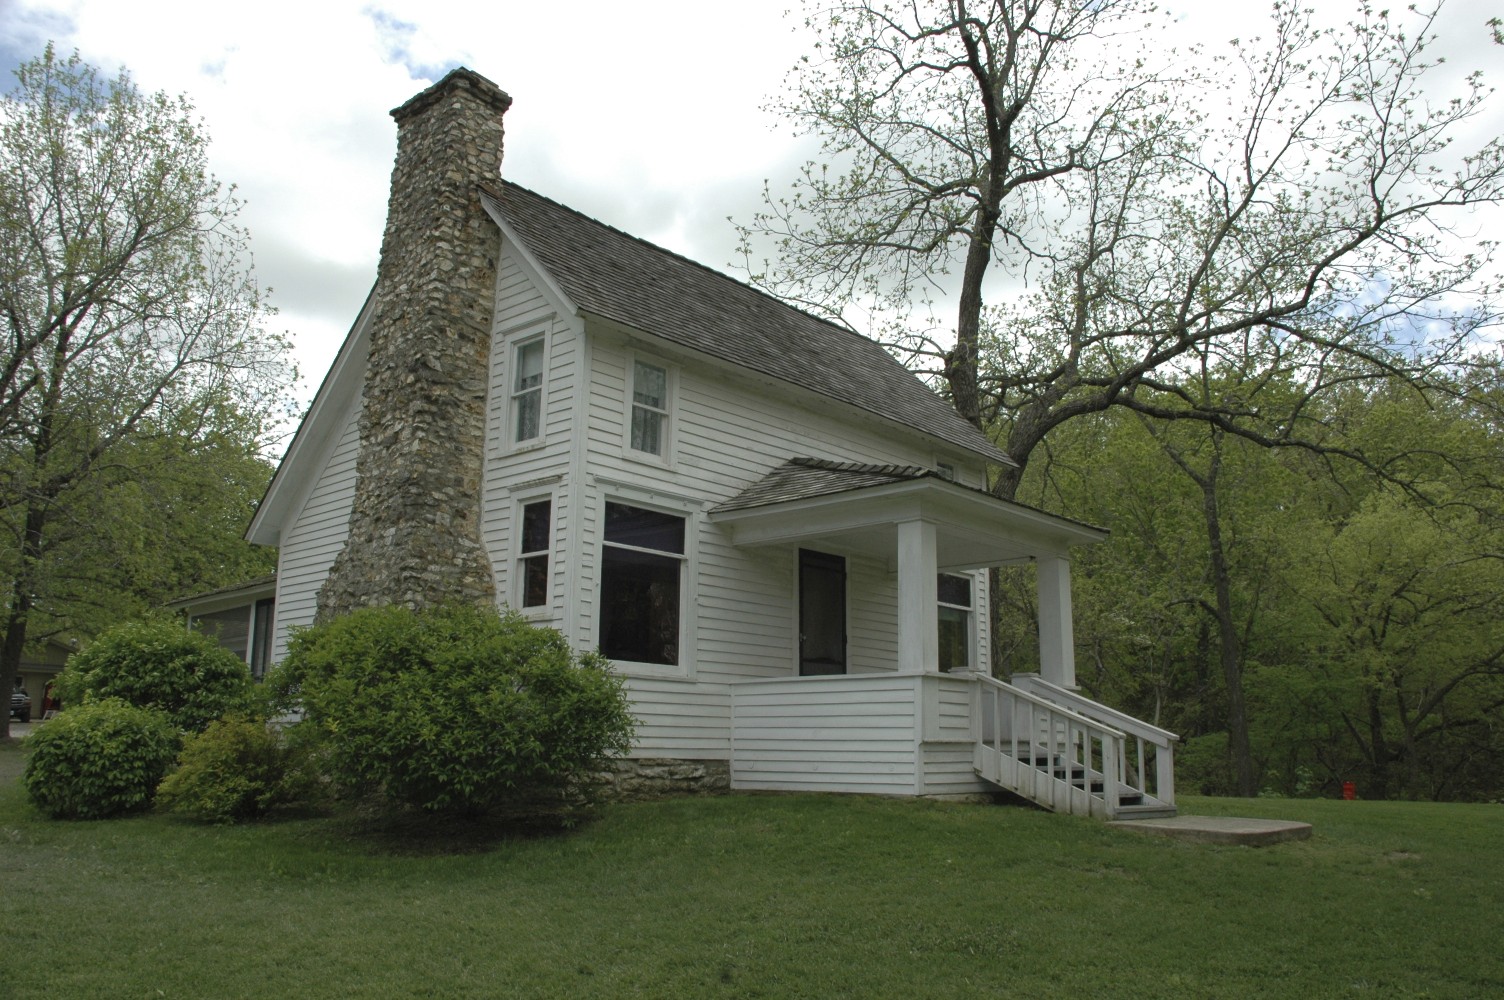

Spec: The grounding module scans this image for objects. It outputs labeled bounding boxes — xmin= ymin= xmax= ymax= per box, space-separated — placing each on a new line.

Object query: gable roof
xmin=483 ymin=182 xmax=1014 ymax=467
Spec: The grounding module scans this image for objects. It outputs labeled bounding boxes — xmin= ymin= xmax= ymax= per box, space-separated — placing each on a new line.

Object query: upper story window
xmin=629 ymin=359 xmax=670 ymax=457
xmin=517 ymin=498 xmax=552 ymax=609
xmin=511 ymin=338 xmax=545 ymax=444
xmin=937 ymin=573 xmax=973 ymax=672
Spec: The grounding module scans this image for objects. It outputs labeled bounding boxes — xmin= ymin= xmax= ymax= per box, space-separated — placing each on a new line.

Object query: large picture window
xmin=599 ymin=502 xmax=685 ymax=666
xmin=937 ymin=573 xmax=973 ymax=672
xmin=629 ymin=359 xmax=669 ymax=457
xmin=511 ymin=339 xmax=544 ymax=444
xmin=518 ymin=499 xmax=552 ymax=609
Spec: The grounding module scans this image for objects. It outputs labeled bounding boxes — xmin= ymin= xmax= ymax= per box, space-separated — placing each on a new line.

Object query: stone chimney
xmin=318 ymin=68 xmax=511 ymax=619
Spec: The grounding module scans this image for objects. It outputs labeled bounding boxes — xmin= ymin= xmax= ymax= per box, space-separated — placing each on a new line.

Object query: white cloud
xmin=3 ymin=0 xmax=1500 ymax=409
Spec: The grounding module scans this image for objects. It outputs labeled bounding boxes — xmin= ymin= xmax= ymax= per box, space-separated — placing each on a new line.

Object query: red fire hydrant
xmin=1342 ymin=781 xmax=1356 ymax=800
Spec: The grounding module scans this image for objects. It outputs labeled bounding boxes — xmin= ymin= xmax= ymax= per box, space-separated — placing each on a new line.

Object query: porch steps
xmin=975 ymin=743 xmax=1175 ymax=821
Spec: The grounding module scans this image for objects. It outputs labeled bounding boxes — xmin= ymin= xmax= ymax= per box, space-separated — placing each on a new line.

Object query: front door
xmin=799 ymin=549 xmax=846 ymax=675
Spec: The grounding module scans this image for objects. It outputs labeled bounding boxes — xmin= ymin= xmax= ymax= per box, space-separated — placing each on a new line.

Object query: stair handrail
xmin=973 ymin=673 xmax=1127 ymax=741
xmin=1009 ymin=674 xmax=1179 ymax=746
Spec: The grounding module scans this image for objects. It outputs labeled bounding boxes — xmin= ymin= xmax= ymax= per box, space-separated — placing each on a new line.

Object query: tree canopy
xmin=742 ymin=0 xmax=1504 ymax=498
xmin=0 ymin=46 xmax=293 ymax=737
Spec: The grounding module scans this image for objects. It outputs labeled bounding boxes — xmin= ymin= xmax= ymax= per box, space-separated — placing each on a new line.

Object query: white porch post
xmin=897 ymin=519 xmax=938 ymax=674
xmin=1036 ymin=555 xmax=1077 ymax=689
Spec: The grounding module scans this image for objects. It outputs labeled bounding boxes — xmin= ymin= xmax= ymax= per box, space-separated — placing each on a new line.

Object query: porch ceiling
xmin=709 ymin=462 xmax=1105 ymax=570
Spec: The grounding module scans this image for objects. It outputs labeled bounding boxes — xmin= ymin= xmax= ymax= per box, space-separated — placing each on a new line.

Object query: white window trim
xmin=937 ymin=571 xmax=977 ymax=673
xmin=595 ymin=490 xmax=697 ymax=679
xmin=622 ymin=352 xmax=676 ymax=467
xmin=508 ymin=334 xmax=548 ymax=451
xmin=514 ymin=492 xmax=556 ymax=619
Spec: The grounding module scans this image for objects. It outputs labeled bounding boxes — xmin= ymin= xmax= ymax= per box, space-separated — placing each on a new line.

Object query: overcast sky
xmin=2 ymin=0 xmax=1500 ymax=421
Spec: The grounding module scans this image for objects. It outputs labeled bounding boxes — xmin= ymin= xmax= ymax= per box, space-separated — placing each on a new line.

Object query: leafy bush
xmin=23 ymin=699 xmax=180 ymax=819
xmin=156 ymin=716 xmax=318 ymax=823
xmin=56 ymin=617 xmax=254 ymax=732
xmin=277 ymin=604 xmax=634 ymax=817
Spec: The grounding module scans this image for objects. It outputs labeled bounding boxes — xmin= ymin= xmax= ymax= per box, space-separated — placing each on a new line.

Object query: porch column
xmin=896 ymin=519 xmax=938 ymax=674
xmin=1036 ymin=555 xmax=1077 ymax=689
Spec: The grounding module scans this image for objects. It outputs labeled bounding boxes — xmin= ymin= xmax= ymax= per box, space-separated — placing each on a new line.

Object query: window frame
xmin=937 ymin=572 xmax=976 ymax=673
xmin=515 ymin=495 xmax=554 ymax=614
xmin=623 ymin=353 xmax=675 ymax=465
xmin=596 ymin=494 xmax=695 ymax=678
xmin=509 ymin=335 xmax=547 ymax=448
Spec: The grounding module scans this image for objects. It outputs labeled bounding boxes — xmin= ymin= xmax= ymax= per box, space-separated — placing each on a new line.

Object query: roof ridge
xmin=492 ymin=180 xmax=917 ymax=357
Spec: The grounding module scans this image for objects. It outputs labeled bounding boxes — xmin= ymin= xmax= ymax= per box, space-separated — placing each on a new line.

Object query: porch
xmin=728 ymin=670 xmax=1177 ymax=819
xmin=711 ymin=459 xmax=1179 ymax=819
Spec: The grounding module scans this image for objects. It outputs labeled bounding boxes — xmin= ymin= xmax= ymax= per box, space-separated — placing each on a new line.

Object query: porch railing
xmin=1008 ymin=674 xmax=1178 ymax=810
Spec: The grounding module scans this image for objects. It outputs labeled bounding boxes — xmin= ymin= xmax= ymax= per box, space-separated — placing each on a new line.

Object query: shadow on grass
xmin=311 ymin=797 xmax=608 ymax=856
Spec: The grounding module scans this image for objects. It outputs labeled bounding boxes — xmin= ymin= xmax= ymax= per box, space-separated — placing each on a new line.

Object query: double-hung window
xmin=511 ymin=339 xmax=545 ymax=444
xmin=517 ymin=499 xmax=552 ymax=610
xmin=599 ymin=502 xmax=685 ymax=666
xmin=629 ymin=359 xmax=669 ymax=457
xmin=937 ymin=573 xmax=973 ymax=672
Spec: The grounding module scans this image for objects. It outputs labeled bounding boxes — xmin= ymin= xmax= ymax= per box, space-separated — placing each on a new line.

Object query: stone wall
xmin=591 ymin=758 xmax=732 ymax=801
xmin=319 ymin=69 xmax=511 ymax=619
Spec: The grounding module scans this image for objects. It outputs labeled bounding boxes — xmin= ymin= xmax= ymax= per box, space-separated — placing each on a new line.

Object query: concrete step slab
xmin=1108 ymin=814 xmax=1313 ymax=846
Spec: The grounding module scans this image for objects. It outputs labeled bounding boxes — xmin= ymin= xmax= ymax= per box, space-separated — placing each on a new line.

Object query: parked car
xmin=9 ymin=689 xmax=29 ymax=723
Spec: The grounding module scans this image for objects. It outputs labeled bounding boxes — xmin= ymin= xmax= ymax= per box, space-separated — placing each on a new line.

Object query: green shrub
xmin=278 ymin=604 xmax=634 ymax=817
xmin=23 ymin=699 xmax=180 ymax=819
xmin=56 ymin=617 xmax=254 ymax=732
xmin=156 ymin=716 xmax=317 ymax=823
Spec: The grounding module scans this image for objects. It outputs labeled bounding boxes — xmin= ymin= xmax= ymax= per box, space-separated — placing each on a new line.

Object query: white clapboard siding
xmin=272 ymin=407 xmax=360 ymax=661
xmin=730 ymin=676 xmax=922 ymax=794
xmin=577 ymin=338 xmax=983 ymax=696
xmin=624 ymin=677 xmax=732 ymax=759
xmin=481 ymin=242 xmax=586 ymax=616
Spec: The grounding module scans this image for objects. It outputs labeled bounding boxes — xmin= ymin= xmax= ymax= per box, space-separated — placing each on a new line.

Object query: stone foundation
xmin=592 ymin=758 xmax=731 ymax=801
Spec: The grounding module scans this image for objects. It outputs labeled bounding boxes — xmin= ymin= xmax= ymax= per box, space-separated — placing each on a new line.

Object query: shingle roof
xmin=484 ymin=183 xmax=1014 ymax=467
xmin=712 ymin=458 xmax=933 ymax=512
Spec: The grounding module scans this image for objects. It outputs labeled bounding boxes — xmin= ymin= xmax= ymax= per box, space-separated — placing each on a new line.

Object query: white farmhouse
xmin=245 ymin=68 xmax=1176 ymax=819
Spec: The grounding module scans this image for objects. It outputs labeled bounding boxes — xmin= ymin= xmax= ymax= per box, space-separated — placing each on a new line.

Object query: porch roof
xmin=709 ymin=459 xmax=1106 ymax=570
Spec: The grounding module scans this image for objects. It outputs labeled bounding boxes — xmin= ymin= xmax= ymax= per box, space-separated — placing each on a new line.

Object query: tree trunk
xmin=0 ymin=499 xmax=47 ymax=741
xmin=1199 ymin=453 xmax=1258 ymax=797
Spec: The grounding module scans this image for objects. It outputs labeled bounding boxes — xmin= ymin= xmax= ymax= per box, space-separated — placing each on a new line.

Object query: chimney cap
xmin=391 ymin=66 xmax=512 ymax=122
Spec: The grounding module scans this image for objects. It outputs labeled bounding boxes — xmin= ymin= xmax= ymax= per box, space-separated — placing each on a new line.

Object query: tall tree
xmin=742 ymin=0 xmax=1504 ymax=499
xmin=0 ymin=47 xmax=292 ymax=739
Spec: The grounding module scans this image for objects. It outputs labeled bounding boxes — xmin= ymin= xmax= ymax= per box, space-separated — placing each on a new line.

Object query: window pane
xmin=937 ymin=573 xmax=972 ymax=607
xmin=633 ymin=361 xmax=666 ymax=408
xmin=515 ymin=392 xmax=540 ymax=441
xmin=630 ymin=405 xmax=663 ymax=455
xmin=521 ymin=500 xmax=551 ymax=554
xmin=599 ymin=545 xmax=680 ymax=665
xmin=515 ymin=341 xmax=544 ymax=391
xmin=938 ymin=605 xmax=970 ymax=671
xmin=604 ymin=502 xmax=684 ymax=554
xmin=522 ymin=554 xmax=549 ymax=608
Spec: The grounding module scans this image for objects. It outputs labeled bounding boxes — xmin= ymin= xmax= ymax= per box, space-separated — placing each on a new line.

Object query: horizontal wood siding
xmin=273 ymin=408 xmax=359 ymax=661
xmin=919 ymin=743 xmax=990 ymax=796
xmin=923 ymin=675 xmax=975 ymax=741
xmin=581 ymin=336 xmax=981 ymax=694
xmin=482 ymin=244 xmax=579 ymax=617
xmin=847 ymin=554 xmax=898 ymax=674
xmin=731 ymin=676 xmax=920 ymax=794
xmin=624 ymin=678 xmax=731 ymax=759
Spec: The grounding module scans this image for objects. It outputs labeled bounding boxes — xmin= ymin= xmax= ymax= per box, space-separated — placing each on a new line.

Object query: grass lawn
xmin=2 ymin=738 xmax=1501 ymax=999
